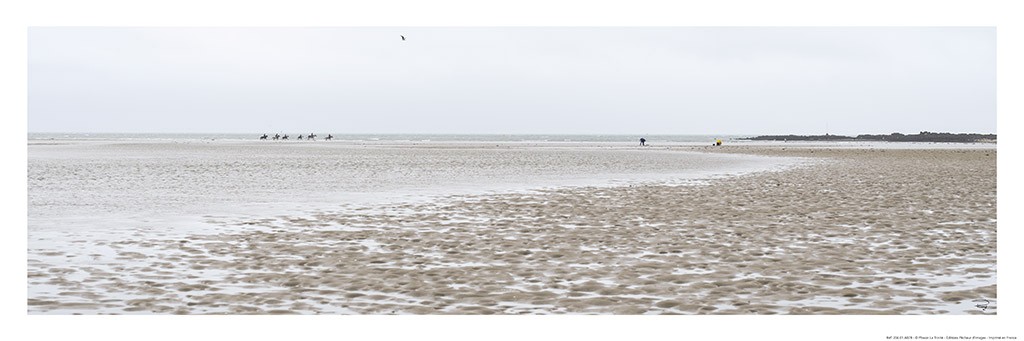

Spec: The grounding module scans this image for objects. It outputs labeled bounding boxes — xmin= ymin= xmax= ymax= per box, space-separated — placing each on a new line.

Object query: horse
xmin=259 ymin=134 xmax=268 ymax=140
xmin=297 ymin=134 xmax=303 ymax=140
xmin=307 ymin=133 xmax=316 ymax=141
xmin=282 ymin=134 xmax=289 ymax=140
xmin=325 ymin=134 xmax=333 ymax=141
xmin=273 ymin=134 xmax=280 ymax=140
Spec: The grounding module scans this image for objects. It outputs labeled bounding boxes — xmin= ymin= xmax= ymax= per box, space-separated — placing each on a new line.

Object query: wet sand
xmin=27 ymin=146 xmax=996 ymax=314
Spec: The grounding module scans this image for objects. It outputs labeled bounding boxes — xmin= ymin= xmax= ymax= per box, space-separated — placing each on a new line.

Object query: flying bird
xmin=401 ymin=35 xmax=405 ymax=41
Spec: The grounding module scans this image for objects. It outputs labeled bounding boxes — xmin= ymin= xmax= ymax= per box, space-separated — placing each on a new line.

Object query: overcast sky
xmin=28 ymin=27 xmax=995 ymax=135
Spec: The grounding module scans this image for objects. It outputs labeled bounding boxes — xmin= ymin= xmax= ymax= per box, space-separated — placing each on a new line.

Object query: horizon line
xmin=26 ymin=131 xmax=998 ymax=136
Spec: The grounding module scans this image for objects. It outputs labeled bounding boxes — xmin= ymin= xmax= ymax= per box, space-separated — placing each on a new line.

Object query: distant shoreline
xmin=739 ymin=131 xmax=996 ymax=143
xmin=26 ymin=132 xmax=998 ymax=144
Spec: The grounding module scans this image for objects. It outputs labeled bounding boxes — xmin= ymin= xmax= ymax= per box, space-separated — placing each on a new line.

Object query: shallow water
xmin=28 ymin=139 xmax=798 ymax=231
xmin=28 ymin=139 xmax=808 ymax=314
xmin=26 ymin=141 xmax=995 ymax=315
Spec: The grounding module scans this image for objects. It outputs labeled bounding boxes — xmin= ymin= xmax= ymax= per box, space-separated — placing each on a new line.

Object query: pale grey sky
xmin=28 ymin=27 xmax=995 ymax=135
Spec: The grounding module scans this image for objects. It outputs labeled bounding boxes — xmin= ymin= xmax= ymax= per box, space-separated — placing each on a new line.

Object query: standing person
xmin=640 ymin=137 xmax=646 ymax=146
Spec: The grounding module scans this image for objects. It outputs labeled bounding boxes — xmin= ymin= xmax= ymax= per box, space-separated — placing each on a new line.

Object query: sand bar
xmin=26 ymin=144 xmax=996 ymax=314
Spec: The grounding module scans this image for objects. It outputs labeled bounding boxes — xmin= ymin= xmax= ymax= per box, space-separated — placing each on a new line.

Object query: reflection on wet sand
xmin=27 ymin=147 xmax=996 ymax=314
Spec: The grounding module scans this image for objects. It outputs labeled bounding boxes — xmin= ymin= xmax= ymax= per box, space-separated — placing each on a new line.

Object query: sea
xmin=26 ymin=133 xmax=994 ymax=314
xmin=28 ymin=132 xmax=992 ymax=234
xmin=27 ymin=133 xmax=797 ymax=232
xmin=28 ymin=133 xmax=744 ymax=143
xmin=26 ymin=133 xmax=811 ymax=313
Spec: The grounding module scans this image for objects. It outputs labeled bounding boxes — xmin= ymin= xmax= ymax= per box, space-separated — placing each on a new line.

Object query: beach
xmin=26 ymin=139 xmax=996 ymax=314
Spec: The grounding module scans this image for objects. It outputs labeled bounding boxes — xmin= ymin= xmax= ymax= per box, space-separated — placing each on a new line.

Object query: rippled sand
xmin=27 ymin=146 xmax=996 ymax=314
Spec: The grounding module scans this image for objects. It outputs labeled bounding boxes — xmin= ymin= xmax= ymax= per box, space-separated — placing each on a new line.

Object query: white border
xmin=4 ymin=1 xmax=1020 ymax=340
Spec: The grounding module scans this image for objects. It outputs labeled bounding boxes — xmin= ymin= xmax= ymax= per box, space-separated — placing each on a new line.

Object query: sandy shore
xmin=27 ymin=146 xmax=996 ymax=314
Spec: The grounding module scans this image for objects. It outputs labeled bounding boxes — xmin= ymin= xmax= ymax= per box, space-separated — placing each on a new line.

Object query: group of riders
xmin=259 ymin=133 xmax=333 ymax=141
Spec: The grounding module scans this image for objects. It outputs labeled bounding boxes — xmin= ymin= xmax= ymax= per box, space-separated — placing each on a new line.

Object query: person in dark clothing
xmin=640 ymin=137 xmax=646 ymax=146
